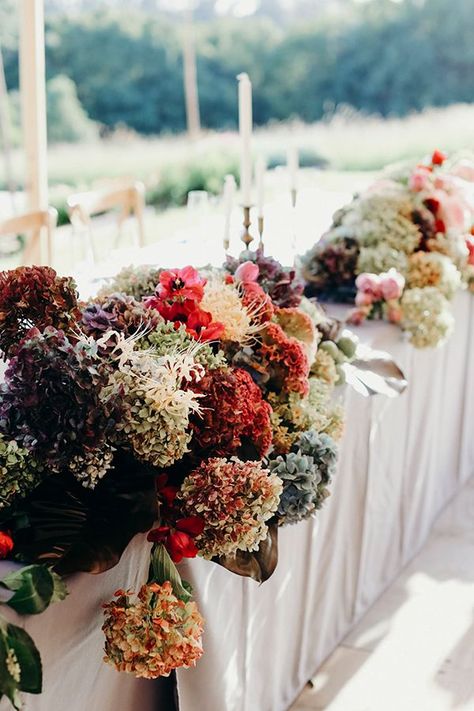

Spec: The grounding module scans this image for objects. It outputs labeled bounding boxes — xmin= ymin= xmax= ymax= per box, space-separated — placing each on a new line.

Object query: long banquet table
xmin=2 ymin=286 xmax=473 ymax=711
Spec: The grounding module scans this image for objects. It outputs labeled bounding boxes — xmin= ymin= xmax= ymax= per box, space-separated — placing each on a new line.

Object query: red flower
xmin=147 ymin=517 xmax=204 ymax=563
xmin=0 ymin=532 xmax=13 ymax=559
xmin=431 ymin=149 xmax=447 ymax=166
xmin=424 ymin=197 xmax=440 ymax=215
xmin=186 ymin=306 xmax=225 ymax=342
xmin=434 ymin=219 xmax=446 ymax=234
xmin=260 ymin=322 xmax=310 ymax=396
xmin=158 ymin=266 xmax=206 ymax=302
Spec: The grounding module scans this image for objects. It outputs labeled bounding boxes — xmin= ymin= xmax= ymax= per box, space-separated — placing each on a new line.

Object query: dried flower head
xmin=0 ymin=266 xmax=79 ymax=358
xmin=401 ymin=287 xmax=455 ymax=348
xmin=178 ymin=457 xmax=282 ymax=559
xmin=98 ymin=264 xmax=162 ymax=301
xmin=0 ymin=436 xmax=44 ymax=508
xmin=103 ymin=581 xmax=204 ymax=678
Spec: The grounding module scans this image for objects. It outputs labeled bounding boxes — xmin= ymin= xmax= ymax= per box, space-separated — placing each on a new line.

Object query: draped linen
xmin=1 ymin=289 xmax=472 ymax=711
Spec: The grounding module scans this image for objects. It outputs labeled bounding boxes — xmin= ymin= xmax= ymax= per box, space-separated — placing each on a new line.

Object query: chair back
xmin=0 ymin=208 xmax=58 ymax=265
xmin=67 ymin=181 xmax=145 ymax=250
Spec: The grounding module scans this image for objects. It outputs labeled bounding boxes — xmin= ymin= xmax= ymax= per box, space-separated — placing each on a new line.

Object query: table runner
xmin=1 ymin=290 xmax=472 ymax=710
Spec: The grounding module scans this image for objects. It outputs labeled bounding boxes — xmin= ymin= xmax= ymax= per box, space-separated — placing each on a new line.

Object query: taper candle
xmin=255 ymin=155 xmax=266 ymax=219
xmin=237 ymin=73 xmax=253 ymax=206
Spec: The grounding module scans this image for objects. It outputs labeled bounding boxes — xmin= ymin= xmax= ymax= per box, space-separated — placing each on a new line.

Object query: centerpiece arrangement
xmin=0 ymin=256 xmax=364 ymax=708
xmin=301 ymin=151 xmax=474 ymax=348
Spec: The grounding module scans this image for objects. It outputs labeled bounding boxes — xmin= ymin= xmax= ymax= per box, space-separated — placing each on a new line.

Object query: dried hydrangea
xmin=139 ymin=321 xmax=225 ymax=370
xmin=275 ymin=307 xmax=318 ymax=363
xmin=103 ymin=340 xmax=203 ymax=468
xmin=269 ymin=430 xmax=337 ymax=526
xmin=0 ymin=266 xmax=79 ymax=358
xmin=0 ymin=328 xmax=121 ymax=477
xmin=301 ymin=233 xmax=360 ymax=298
xmin=200 ymin=280 xmax=261 ymax=344
xmin=260 ymin=322 xmax=310 ymax=396
xmin=178 ymin=457 xmax=282 ymax=559
xmin=401 ymin=287 xmax=455 ymax=348
xmin=226 ymin=250 xmax=304 ymax=307
xmin=103 ymin=581 xmax=203 ymax=678
xmin=357 ymin=244 xmax=409 ymax=277
xmin=68 ymin=445 xmax=115 ymax=489
xmin=98 ymin=264 xmax=161 ymax=301
xmin=189 ymin=367 xmax=272 ymax=457
xmin=0 ymin=436 xmax=44 ymax=508
xmin=310 ymin=348 xmax=339 ymax=387
xmin=82 ymin=293 xmax=162 ymax=341
xmin=407 ymin=252 xmax=462 ymax=300
xmin=344 ymin=193 xmax=421 ymax=254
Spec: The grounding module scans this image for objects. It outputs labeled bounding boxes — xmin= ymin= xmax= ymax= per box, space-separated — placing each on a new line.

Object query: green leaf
xmin=6 ymin=624 xmax=42 ymax=694
xmin=150 ymin=544 xmax=192 ymax=602
xmin=1 ymin=566 xmax=54 ymax=615
xmin=50 ymin=571 xmax=68 ymax=604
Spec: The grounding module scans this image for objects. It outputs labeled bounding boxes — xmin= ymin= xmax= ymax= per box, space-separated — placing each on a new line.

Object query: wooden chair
xmin=66 ymin=181 xmax=146 ymax=259
xmin=0 ymin=208 xmax=58 ymax=265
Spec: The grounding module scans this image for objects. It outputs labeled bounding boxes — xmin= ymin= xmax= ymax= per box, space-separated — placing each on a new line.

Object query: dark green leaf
xmin=3 ymin=450 xmax=158 ymax=576
xmin=6 ymin=624 xmax=42 ymax=694
xmin=2 ymin=566 xmax=54 ymax=615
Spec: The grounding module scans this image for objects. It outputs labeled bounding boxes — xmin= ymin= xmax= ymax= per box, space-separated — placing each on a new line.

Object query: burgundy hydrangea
xmin=301 ymin=236 xmax=359 ymax=299
xmin=189 ymin=367 xmax=272 ymax=457
xmin=0 ymin=327 xmax=123 ymax=472
xmin=82 ymin=293 xmax=162 ymax=340
xmin=0 ymin=266 xmax=80 ymax=358
xmin=226 ymin=250 xmax=304 ymax=308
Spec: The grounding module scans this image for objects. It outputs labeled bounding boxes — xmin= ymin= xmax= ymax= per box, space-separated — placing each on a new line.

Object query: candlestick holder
xmin=257 ymin=215 xmax=264 ymax=252
xmin=241 ymin=205 xmax=254 ymax=250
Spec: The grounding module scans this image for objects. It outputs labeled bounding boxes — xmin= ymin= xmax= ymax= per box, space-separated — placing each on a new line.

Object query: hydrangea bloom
xmin=98 ymin=264 xmax=162 ymax=301
xmin=178 ymin=457 xmax=282 ymax=559
xmin=401 ymin=287 xmax=455 ymax=348
xmin=189 ymin=367 xmax=272 ymax=457
xmin=82 ymin=293 xmax=162 ymax=340
xmin=269 ymin=430 xmax=337 ymax=526
xmin=226 ymin=250 xmax=304 ymax=307
xmin=260 ymin=322 xmax=310 ymax=396
xmin=407 ymin=252 xmax=462 ymax=299
xmin=0 ymin=436 xmax=44 ymax=508
xmin=0 ymin=266 xmax=79 ymax=357
xmin=103 ymin=341 xmax=203 ymax=467
xmin=102 ymin=581 xmax=204 ymax=678
xmin=0 ymin=328 xmax=121 ymax=482
xmin=357 ymin=244 xmax=409 ymax=277
xmin=139 ymin=321 xmax=225 ymax=370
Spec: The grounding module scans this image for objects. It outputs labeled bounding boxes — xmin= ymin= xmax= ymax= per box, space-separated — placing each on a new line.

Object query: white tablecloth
xmin=2 ymin=294 xmax=473 ymax=711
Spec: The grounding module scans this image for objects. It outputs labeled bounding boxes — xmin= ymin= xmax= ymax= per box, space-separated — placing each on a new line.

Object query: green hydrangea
xmin=401 ymin=287 xmax=455 ymax=348
xmin=0 ymin=437 xmax=44 ymax=508
xmin=269 ymin=429 xmax=337 ymax=526
xmin=98 ymin=264 xmax=161 ymax=301
xmin=357 ymin=244 xmax=409 ymax=276
xmin=139 ymin=322 xmax=225 ymax=370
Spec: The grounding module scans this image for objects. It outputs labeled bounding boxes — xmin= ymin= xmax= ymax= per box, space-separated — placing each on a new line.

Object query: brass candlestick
xmin=241 ymin=205 xmax=254 ymax=250
xmin=257 ymin=215 xmax=264 ymax=252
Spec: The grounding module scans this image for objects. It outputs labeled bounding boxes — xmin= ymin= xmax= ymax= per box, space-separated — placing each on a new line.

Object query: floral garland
xmin=0 ymin=256 xmax=360 ymax=707
xmin=302 ymin=150 xmax=474 ymax=348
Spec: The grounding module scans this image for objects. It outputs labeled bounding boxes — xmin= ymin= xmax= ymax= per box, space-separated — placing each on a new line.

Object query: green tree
xmin=46 ymin=74 xmax=98 ymax=143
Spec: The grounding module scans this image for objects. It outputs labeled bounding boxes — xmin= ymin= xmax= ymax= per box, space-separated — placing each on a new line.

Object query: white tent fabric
xmin=1 ymin=292 xmax=472 ymax=711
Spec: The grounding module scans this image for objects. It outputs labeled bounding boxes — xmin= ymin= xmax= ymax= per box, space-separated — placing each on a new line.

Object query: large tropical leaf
xmin=3 ymin=450 xmax=158 ymax=576
xmin=216 ymin=522 xmax=278 ymax=583
xmin=344 ymin=343 xmax=407 ymax=398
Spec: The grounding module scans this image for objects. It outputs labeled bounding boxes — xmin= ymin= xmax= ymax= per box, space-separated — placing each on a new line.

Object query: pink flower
xmin=355 ymin=273 xmax=382 ymax=299
xmin=380 ymin=269 xmax=405 ymax=300
xmin=409 ymin=167 xmax=431 ymax=193
xmin=355 ymin=291 xmax=374 ymax=307
xmin=437 ymin=194 xmax=467 ymax=232
xmin=451 ymin=161 xmax=474 ymax=182
xmin=348 ymin=307 xmax=369 ymax=326
xmin=387 ymin=304 xmax=403 ymax=324
xmin=235 ymin=261 xmax=259 ymax=283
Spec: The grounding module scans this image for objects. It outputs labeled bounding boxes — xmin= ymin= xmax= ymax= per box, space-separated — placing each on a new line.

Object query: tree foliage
xmin=2 ymin=0 xmax=473 ymax=136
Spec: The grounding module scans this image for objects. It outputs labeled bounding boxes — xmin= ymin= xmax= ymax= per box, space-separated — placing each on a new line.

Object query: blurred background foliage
xmin=1 ymin=0 xmax=473 ymax=138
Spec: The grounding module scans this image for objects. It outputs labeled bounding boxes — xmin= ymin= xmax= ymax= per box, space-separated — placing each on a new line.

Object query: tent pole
xmin=20 ymin=0 xmax=48 ymax=263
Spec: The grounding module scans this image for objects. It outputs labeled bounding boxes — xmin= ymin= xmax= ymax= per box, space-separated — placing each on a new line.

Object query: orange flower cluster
xmin=102 ymin=581 xmax=204 ymax=679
